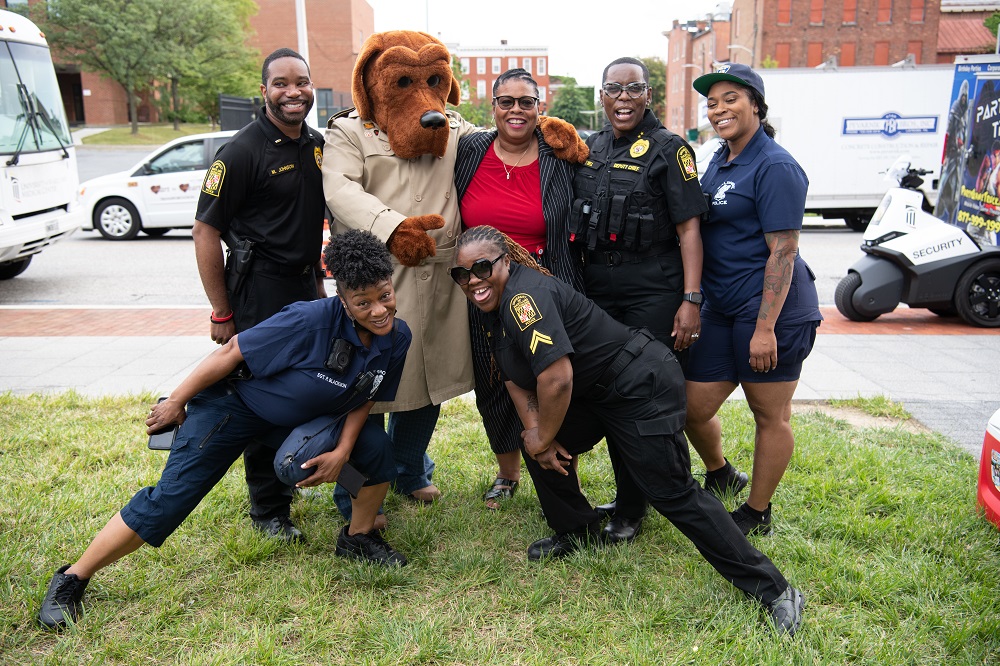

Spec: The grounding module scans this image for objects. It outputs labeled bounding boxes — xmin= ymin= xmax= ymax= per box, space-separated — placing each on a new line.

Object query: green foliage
xmin=761 ymin=55 xmax=780 ymax=69
xmin=449 ymin=99 xmax=493 ymax=129
xmin=987 ymin=12 xmax=1000 ymax=38
xmin=548 ymin=81 xmax=594 ymax=129
xmin=829 ymin=395 xmax=911 ymax=420
xmin=640 ymin=56 xmax=667 ymax=121
xmin=80 ymin=123 xmax=217 ymax=145
xmin=3 ymin=393 xmax=1000 ymax=663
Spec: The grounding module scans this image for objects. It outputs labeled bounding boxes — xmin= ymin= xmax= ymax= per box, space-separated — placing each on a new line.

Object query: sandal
xmin=483 ymin=477 xmax=519 ymax=510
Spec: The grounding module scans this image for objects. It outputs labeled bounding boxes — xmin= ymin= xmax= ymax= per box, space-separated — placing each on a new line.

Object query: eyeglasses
xmin=601 ymin=82 xmax=649 ymax=98
xmin=450 ymin=253 xmax=506 ymax=285
xmin=493 ymin=95 xmax=539 ymax=110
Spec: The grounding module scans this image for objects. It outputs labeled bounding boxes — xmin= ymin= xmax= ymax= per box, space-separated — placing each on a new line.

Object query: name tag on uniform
xmin=271 ymin=163 xmax=296 ymax=176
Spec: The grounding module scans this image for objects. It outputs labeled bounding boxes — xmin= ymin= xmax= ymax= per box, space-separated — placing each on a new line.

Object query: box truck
xmin=754 ymin=64 xmax=955 ymax=231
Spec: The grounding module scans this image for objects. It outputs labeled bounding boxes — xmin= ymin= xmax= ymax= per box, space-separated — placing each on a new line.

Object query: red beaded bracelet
xmin=210 ymin=311 xmax=234 ymax=324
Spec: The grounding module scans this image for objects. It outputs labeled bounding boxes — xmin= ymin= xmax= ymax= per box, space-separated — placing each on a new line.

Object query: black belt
xmin=585 ymin=239 xmax=678 ymax=267
xmin=592 ymin=328 xmax=655 ymax=395
xmin=252 ymin=259 xmax=314 ymax=277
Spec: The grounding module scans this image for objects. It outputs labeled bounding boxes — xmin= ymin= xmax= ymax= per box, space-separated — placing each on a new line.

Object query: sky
xmin=366 ymin=0 xmax=726 ymax=89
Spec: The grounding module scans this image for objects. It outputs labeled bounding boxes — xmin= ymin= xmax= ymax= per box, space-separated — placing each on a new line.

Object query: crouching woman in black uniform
xmin=38 ymin=230 xmax=412 ymax=630
xmin=451 ymin=225 xmax=805 ymax=636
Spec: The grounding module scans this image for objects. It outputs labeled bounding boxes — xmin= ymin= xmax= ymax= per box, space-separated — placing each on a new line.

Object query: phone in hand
xmin=147 ymin=397 xmax=178 ymax=450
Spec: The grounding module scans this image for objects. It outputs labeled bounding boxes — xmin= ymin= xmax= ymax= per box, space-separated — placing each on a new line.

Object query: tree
xmin=987 ymin=12 xmax=999 ymax=37
xmin=640 ymin=56 xmax=667 ymax=121
xmin=548 ymin=77 xmax=592 ymax=128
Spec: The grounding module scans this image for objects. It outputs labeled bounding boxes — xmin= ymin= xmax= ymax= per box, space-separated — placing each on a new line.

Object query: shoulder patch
xmin=510 ymin=293 xmax=543 ymax=331
xmin=202 ymin=160 xmax=226 ymax=197
xmin=630 ymin=138 xmax=650 ymax=158
xmin=529 ymin=330 xmax=553 ymax=355
xmin=677 ymin=146 xmax=697 ymax=181
xmin=314 ymin=146 xmax=323 ymax=169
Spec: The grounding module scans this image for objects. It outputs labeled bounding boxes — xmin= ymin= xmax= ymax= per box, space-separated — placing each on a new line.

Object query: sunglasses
xmin=450 ymin=253 xmax=506 ymax=286
xmin=601 ymin=82 xmax=648 ymax=98
xmin=493 ymin=95 xmax=539 ymax=110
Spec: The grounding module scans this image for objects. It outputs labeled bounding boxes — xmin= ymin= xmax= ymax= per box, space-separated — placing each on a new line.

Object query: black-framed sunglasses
xmin=493 ymin=95 xmax=539 ymax=110
xmin=601 ymin=82 xmax=648 ymax=98
xmin=450 ymin=253 xmax=507 ymax=286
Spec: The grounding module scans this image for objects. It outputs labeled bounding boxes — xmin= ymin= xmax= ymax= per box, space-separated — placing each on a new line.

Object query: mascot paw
xmin=387 ymin=215 xmax=446 ymax=267
xmin=537 ymin=115 xmax=589 ymax=164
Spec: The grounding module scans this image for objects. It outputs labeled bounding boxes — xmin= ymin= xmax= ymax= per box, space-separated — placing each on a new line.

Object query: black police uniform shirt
xmin=233 ymin=298 xmax=411 ymax=427
xmin=577 ymin=109 xmax=708 ymax=250
xmin=488 ymin=263 xmax=634 ymax=394
xmin=196 ymin=108 xmax=325 ymax=267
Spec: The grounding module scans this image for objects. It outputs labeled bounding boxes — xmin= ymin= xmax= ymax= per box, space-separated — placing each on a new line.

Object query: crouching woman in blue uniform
xmin=451 ymin=225 xmax=805 ymax=636
xmin=38 ymin=230 xmax=412 ymax=630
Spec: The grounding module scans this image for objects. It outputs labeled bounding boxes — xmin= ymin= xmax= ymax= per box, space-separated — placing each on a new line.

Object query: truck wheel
xmin=95 ymin=198 xmax=141 ymax=240
xmin=0 ymin=256 xmax=31 ymax=280
xmin=844 ymin=214 xmax=869 ymax=232
xmin=954 ymin=258 xmax=1000 ymax=328
xmin=835 ymin=272 xmax=879 ymax=322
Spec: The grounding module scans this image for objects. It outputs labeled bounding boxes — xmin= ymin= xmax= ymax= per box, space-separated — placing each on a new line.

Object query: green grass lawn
xmin=1 ymin=393 xmax=998 ymax=665
xmin=79 ymin=123 xmax=219 ymax=146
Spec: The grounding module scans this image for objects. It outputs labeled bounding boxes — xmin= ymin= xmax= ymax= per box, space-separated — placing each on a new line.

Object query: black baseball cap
xmin=693 ymin=63 xmax=765 ymax=99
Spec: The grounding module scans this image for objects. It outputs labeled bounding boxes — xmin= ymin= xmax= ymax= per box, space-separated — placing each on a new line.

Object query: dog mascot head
xmin=352 ymin=30 xmax=462 ymax=160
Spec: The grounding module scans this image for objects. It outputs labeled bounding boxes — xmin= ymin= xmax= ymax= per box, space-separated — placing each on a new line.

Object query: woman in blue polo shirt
xmin=687 ymin=64 xmax=823 ymax=538
xmin=38 ymin=230 xmax=412 ymax=630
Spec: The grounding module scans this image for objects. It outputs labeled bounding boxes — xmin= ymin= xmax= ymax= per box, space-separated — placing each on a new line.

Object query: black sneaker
xmin=731 ymin=502 xmax=773 ymax=536
xmin=766 ymin=585 xmax=805 ymax=636
xmin=527 ymin=523 xmax=603 ymax=561
xmin=38 ymin=565 xmax=89 ymax=629
xmin=704 ymin=459 xmax=749 ymax=497
xmin=336 ymin=525 xmax=407 ymax=566
xmin=252 ymin=515 xmax=305 ymax=543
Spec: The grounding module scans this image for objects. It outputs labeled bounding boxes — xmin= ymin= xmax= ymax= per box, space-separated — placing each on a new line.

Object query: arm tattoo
xmin=526 ymin=393 xmax=539 ymax=413
xmin=759 ymin=230 xmax=798 ymax=322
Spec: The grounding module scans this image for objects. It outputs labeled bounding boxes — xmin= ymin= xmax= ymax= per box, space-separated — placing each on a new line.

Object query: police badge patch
xmin=202 ymin=160 xmax=226 ymax=197
xmin=630 ymin=138 xmax=650 ymax=158
xmin=510 ymin=293 xmax=543 ymax=331
xmin=677 ymin=146 xmax=697 ymax=181
xmin=314 ymin=146 xmax=323 ymax=169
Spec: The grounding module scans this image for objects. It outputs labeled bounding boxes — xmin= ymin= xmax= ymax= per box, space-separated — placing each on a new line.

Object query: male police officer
xmin=192 ymin=48 xmax=326 ymax=541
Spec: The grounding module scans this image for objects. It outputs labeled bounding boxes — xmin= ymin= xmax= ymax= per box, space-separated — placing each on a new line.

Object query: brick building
xmin=665 ymin=10 xmax=732 ymax=137
xmin=1 ymin=0 xmax=372 ymax=127
xmin=729 ymin=0 xmax=942 ymax=68
xmin=452 ymin=42 xmax=551 ymax=110
xmin=938 ymin=0 xmax=999 ymax=63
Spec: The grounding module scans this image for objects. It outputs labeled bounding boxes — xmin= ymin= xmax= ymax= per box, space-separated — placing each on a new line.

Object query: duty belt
xmin=252 ymin=259 xmax=314 ymax=277
xmin=592 ymin=328 xmax=655 ymax=396
xmin=584 ymin=238 xmax=678 ymax=267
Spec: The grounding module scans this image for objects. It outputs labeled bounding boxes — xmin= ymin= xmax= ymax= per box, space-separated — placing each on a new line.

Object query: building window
xmin=810 ymin=0 xmax=823 ymax=25
xmin=807 ymin=42 xmax=823 ymax=67
xmin=907 ymin=40 xmax=922 ymax=63
xmin=910 ymin=0 xmax=924 ymax=22
xmin=537 ymin=58 xmax=546 ymax=76
xmin=877 ymin=0 xmax=892 ymax=23
xmin=777 ymin=0 xmax=791 ymax=25
xmin=509 ymin=57 xmax=517 ymax=70
xmin=492 ymin=58 xmax=500 ymax=74
xmin=538 ymin=86 xmax=546 ymax=102
xmin=460 ymin=58 xmax=470 ymax=75
xmin=522 ymin=57 xmax=531 ymax=73
xmin=477 ymin=79 xmax=486 ymax=99
xmin=775 ymin=43 xmax=791 ymax=68
xmin=842 ymin=0 xmax=857 ymax=24
xmin=874 ymin=41 xmax=890 ymax=65
xmin=477 ymin=58 xmax=486 ymax=74
xmin=841 ymin=42 xmax=856 ymax=66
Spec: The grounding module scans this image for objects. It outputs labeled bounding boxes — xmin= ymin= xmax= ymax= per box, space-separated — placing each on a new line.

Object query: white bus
xmin=0 ymin=9 xmax=80 ymax=279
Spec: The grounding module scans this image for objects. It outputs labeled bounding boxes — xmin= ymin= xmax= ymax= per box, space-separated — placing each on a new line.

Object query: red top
xmin=461 ymin=145 xmax=546 ymax=255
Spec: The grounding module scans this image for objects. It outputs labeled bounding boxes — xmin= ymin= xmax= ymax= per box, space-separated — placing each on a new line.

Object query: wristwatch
xmin=682 ymin=292 xmax=704 ymax=305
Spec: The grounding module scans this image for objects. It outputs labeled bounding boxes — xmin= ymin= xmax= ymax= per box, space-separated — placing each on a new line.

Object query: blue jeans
xmin=120 ymin=383 xmax=289 ymax=547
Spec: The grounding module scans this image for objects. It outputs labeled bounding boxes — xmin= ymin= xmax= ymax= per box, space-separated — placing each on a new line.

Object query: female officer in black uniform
xmin=451 ymin=225 xmax=805 ymax=637
xmin=38 ymin=230 xmax=412 ymax=630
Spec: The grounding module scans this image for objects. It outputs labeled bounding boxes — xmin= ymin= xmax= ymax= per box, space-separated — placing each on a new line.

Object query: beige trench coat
xmin=323 ymin=110 xmax=478 ymax=412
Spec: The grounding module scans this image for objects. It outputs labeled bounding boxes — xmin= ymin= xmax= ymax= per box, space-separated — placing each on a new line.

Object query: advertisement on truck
xmin=0 ymin=9 xmax=81 ymax=279
xmin=935 ymin=54 xmax=1000 ymax=247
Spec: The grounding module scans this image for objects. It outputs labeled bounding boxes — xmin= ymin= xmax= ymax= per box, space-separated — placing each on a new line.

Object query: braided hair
xmin=456 ymin=225 xmax=552 ymax=277
xmin=324 ymin=229 xmax=394 ymax=291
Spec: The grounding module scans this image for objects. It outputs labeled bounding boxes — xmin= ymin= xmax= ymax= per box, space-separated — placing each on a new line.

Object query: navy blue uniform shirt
xmin=234 ymin=298 xmax=411 ymax=426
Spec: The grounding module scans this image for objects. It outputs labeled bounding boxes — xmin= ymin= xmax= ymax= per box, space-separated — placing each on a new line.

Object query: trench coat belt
xmin=591 ymin=328 xmax=655 ymax=396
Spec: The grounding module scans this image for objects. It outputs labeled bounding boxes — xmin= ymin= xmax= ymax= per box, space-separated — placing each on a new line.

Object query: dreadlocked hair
xmin=456 ymin=225 xmax=552 ymax=277
xmin=324 ymin=229 xmax=393 ymax=290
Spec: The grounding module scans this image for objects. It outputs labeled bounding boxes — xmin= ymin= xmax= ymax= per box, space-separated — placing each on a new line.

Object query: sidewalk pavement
xmin=1 ymin=305 xmax=997 ymax=458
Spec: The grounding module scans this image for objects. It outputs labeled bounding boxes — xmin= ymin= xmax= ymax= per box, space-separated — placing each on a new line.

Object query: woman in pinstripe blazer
xmin=454 ymin=68 xmax=585 ymax=509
